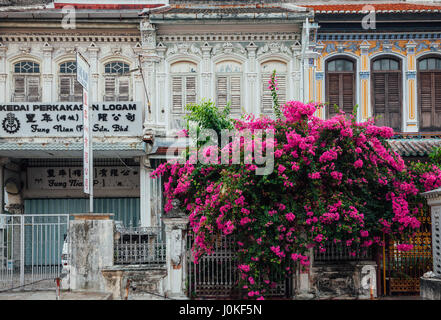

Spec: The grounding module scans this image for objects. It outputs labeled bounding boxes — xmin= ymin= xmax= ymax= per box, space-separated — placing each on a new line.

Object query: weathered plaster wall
xmin=69 ymin=217 xmax=114 ymax=292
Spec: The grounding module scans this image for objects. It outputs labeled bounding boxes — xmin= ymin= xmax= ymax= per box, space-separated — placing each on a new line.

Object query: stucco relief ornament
xmin=256 ymin=42 xmax=292 ymax=57
xmin=211 ymin=42 xmax=246 ymax=57
xmin=170 ymin=229 xmax=182 ymax=266
xmin=140 ymin=19 xmax=156 ymax=48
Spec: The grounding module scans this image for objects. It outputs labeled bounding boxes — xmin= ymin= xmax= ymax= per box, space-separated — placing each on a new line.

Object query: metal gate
xmin=0 ymin=214 xmax=69 ymax=291
xmin=385 ymin=209 xmax=432 ymax=294
xmin=187 ymin=233 xmax=293 ymax=299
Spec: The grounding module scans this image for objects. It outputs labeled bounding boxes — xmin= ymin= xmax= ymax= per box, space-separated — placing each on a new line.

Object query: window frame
xmin=170 ymin=60 xmax=198 ymax=114
xmin=417 ymin=55 xmax=441 ymax=132
xmin=12 ymin=60 xmax=41 ymax=102
xmin=370 ymin=55 xmax=403 ymax=132
xmin=215 ymin=60 xmax=243 ymax=115
xmin=325 ymin=56 xmax=356 ymax=118
xmin=103 ymin=61 xmax=132 ymax=102
xmin=260 ymin=60 xmax=288 ymax=115
xmin=58 ymin=61 xmax=83 ymax=102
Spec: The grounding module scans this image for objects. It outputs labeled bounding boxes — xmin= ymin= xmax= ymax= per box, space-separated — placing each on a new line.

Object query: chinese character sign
xmin=83 ymin=88 xmax=91 ymax=194
xmin=27 ymin=166 xmax=140 ymax=190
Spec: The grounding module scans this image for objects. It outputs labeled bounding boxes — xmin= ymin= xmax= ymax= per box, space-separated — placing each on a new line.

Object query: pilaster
xmin=405 ymin=40 xmax=418 ymax=132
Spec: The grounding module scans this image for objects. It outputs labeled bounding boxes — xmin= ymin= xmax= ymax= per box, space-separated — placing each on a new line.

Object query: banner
xmin=0 ymin=102 xmax=143 ymax=138
xmin=27 ymin=166 xmax=140 ymax=190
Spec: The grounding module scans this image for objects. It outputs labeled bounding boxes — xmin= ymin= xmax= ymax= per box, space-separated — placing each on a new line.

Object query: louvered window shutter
xmin=104 ymin=77 xmax=116 ymax=101
xmin=185 ymin=76 xmax=197 ymax=106
xmin=73 ymin=79 xmax=83 ymax=102
xmin=261 ymin=74 xmax=273 ymax=113
xmin=277 ymin=74 xmax=287 ymax=106
xmin=435 ymin=73 xmax=441 ymax=113
xmin=118 ymin=77 xmax=130 ymax=101
xmin=342 ymin=73 xmax=354 ymax=114
xmin=327 ymin=73 xmax=340 ymax=117
xmin=216 ymin=76 xmax=228 ymax=109
xmin=13 ymin=76 xmax=26 ymax=102
xmin=230 ymin=76 xmax=241 ymax=114
xmin=373 ymin=65 xmax=401 ymax=132
xmin=27 ymin=76 xmax=40 ymax=102
xmin=420 ymin=72 xmax=441 ymax=131
xmin=59 ymin=76 xmax=72 ymax=101
xmin=387 ymin=73 xmax=401 ymax=131
xmin=172 ymin=76 xmax=183 ymax=113
xmin=373 ymin=73 xmax=386 ymax=127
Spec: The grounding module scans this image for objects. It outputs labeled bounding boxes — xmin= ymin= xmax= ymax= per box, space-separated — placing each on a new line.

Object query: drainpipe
xmin=300 ymin=18 xmax=309 ymax=102
xmin=0 ymin=161 xmax=3 ymax=215
xmin=0 ymin=158 xmax=7 ymax=214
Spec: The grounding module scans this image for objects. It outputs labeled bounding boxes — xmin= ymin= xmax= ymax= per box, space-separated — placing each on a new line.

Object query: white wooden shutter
xmin=104 ymin=77 xmax=116 ymax=101
xmin=73 ymin=78 xmax=83 ymax=102
xmin=277 ymin=74 xmax=287 ymax=106
xmin=261 ymin=74 xmax=287 ymax=114
xmin=118 ymin=77 xmax=130 ymax=101
xmin=216 ymin=76 xmax=228 ymax=109
xmin=172 ymin=76 xmax=183 ymax=113
xmin=185 ymin=76 xmax=197 ymax=106
xmin=230 ymin=76 xmax=241 ymax=114
xmin=59 ymin=76 xmax=72 ymax=101
xmin=13 ymin=76 xmax=26 ymax=102
xmin=27 ymin=76 xmax=40 ymax=102
xmin=261 ymin=74 xmax=273 ymax=113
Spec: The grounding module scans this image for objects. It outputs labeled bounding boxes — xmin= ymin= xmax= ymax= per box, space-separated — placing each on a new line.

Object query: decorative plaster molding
xmin=158 ymin=33 xmax=300 ymax=44
xmin=256 ymin=42 xmax=292 ymax=57
xmin=212 ymin=42 xmax=246 ymax=57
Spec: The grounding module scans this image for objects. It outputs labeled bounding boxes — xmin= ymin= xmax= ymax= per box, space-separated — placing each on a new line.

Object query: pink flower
xmin=354 ymin=159 xmax=363 ymax=168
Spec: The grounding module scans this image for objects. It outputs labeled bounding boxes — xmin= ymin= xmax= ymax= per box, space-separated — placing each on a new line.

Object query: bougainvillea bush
xmin=152 ymin=100 xmax=441 ymax=299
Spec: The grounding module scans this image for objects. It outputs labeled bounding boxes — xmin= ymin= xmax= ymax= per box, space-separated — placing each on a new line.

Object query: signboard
xmin=76 ymin=53 xmax=90 ymax=90
xmin=27 ymin=166 xmax=140 ymax=190
xmin=77 ymin=52 xmax=91 ymax=196
xmin=83 ymin=89 xmax=91 ymax=194
xmin=0 ymin=102 xmax=143 ymax=138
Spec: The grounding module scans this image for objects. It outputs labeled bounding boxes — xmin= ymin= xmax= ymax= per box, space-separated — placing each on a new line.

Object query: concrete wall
xmin=421 ymin=276 xmax=441 ymax=300
xmin=310 ymin=261 xmax=377 ymax=299
xmin=68 ymin=216 xmax=114 ymax=292
xmin=101 ymin=265 xmax=167 ymax=300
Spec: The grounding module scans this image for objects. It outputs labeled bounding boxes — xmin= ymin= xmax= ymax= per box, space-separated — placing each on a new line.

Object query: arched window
xmin=104 ymin=61 xmax=131 ymax=101
xmin=418 ymin=56 xmax=441 ymax=131
xmin=215 ymin=60 xmax=242 ymax=115
xmin=261 ymin=60 xmax=287 ymax=115
xmin=325 ymin=58 xmax=355 ymax=117
xmin=12 ymin=61 xmax=41 ymax=102
xmin=170 ymin=61 xmax=198 ymax=129
xmin=59 ymin=61 xmax=83 ymax=102
xmin=371 ymin=57 xmax=402 ymax=132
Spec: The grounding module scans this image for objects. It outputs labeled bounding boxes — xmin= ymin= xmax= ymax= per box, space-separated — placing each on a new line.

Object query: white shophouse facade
xmin=0 ymin=0 xmax=315 ymax=228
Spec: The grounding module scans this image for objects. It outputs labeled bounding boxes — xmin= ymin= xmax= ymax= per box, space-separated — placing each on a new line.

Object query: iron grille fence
xmin=0 ymin=214 xmax=69 ymax=291
xmin=313 ymin=241 xmax=373 ymax=262
xmin=114 ymin=222 xmax=166 ymax=265
xmin=187 ymin=233 xmax=293 ymax=299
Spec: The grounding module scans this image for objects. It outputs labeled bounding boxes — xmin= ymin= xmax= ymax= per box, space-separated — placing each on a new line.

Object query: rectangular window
xmin=13 ymin=76 xmax=41 ymax=102
xmin=216 ymin=75 xmax=241 ymax=114
xmin=104 ymin=76 xmax=131 ymax=101
xmin=171 ymin=75 xmax=197 ymax=114
xmin=261 ymin=74 xmax=287 ymax=114
xmin=59 ymin=76 xmax=83 ymax=102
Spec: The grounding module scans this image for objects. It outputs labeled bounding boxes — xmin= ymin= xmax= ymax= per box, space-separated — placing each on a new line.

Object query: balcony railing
xmin=114 ymin=222 xmax=166 ymax=266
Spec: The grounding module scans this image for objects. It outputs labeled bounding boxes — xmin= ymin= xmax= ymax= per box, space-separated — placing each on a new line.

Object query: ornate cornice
xmin=158 ymin=33 xmax=300 ymax=44
xmin=0 ymin=33 xmax=140 ymax=44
